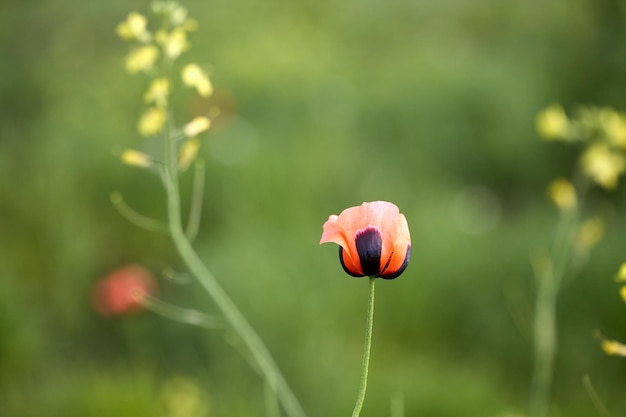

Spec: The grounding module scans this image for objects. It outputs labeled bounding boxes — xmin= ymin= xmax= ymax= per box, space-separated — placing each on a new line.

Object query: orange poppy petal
xmin=379 ymin=245 xmax=411 ymax=279
xmin=320 ymin=215 xmax=347 ymax=247
xmin=340 ymin=247 xmax=364 ymax=277
xmin=335 ymin=202 xmax=399 ymax=264
xmin=347 ymin=202 xmax=401 ymax=267
xmin=379 ymin=214 xmax=411 ymax=278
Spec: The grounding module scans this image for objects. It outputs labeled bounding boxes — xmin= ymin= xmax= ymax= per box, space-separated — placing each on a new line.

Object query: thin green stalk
xmin=529 ymin=274 xmax=558 ymax=417
xmin=162 ymin=130 xmax=306 ymax=417
xmin=110 ymin=191 xmax=169 ymax=234
xmin=352 ymin=277 xmax=376 ymax=417
xmin=140 ymin=294 xmax=224 ymax=329
xmin=529 ymin=206 xmax=579 ymax=417
xmin=185 ymin=159 xmax=205 ymax=241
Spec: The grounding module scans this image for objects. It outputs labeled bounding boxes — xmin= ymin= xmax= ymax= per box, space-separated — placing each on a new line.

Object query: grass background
xmin=2 ymin=0 xmax=626 ymax=415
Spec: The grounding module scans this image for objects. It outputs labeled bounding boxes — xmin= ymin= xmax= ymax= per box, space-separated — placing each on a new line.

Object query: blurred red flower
xmin=320 ymin=201 xmax=411 ymax=279
xmin=93 ymin=264 xmax=158 ymax=316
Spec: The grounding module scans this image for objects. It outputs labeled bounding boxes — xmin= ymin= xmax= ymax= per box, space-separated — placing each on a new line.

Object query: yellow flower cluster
xmin=537 ymin=105 xmax=626 ymax=190
xmin=116 ymin=1 xmax=215 ymax=171
xmin=600 ymin=263 xmax=626 ymax=358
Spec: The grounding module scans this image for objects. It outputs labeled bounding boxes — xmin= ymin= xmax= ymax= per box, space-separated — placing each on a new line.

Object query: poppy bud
xmin=320 ymin=201 xmax=411 ymax=279
xmin=93 ymin=264 xmax=158 ymax=316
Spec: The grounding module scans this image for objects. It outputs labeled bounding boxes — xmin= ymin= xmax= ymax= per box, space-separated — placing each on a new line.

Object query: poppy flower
xmin=93 ymin=264 xmax=158 ymax=316
xmin=320 ymin=201 xmax=411 ymax=279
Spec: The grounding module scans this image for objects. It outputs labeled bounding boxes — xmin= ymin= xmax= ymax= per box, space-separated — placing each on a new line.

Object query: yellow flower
xmin=125 ymin=45 xmax=159 ymax=74
xmin=602 ymin=339 xmax=626 ymax=356
xmin=116 ymin=12 xmax=150 ymax=42
xmin=121 ymin=149 xmax=153 ymax=168
xmin=178 ymin=138 xmax=201 ymax=171
xmin=156 ymin=28 xmax=189 ymax=60
xmin=137 ymin=107 xmax=167 ymax=136
xmin=536 ymin=104 xmax=569 ymax=140
xmin=616 ymin=263 xmax=626 ymax=282
xmin=144 ymin=78 xmax=170 ymax=107
xmin=580 ymin=143 xmax=626 ymax=189
xmin=183 ymin=117 xmax=211 ymax=137
xmin=160 ymin=376 xmax=209 ymax=417
xmin=547 ymin=178 xmax=577 ymax=210
xmin=600 ymin=108 xmax=626 ymax=149
xmin=181 ymin=63 xmax=213 ymax=97
xmin=169 ymin=5 xmax=188 ymax=25
xmin=575 ymin=217 xmax=604 ymax=254
xmin=620 ymin=285 xmax=626 ymax=303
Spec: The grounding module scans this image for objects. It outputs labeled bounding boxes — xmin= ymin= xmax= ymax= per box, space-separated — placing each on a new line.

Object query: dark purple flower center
xmin=355 ymin=227 xmax=383 ymax=277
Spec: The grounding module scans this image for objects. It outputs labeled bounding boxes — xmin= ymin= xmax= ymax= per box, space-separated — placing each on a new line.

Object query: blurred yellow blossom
xmin=182 ymin=63 xmax=213 ymax=97
xmin=600 ymin=108 xmax=626 ymax=149
xmin=160 ymin=376 xmax=210 ymax=417
xmin=169 ymin=4 xmax=188 ymax=25
xmin=144 ymin=78 xmax=170 ymax=107
xmin=620 ymin=285 xmax=626 ymax=303
xmin=616 ymin=263 xmax=626 ymax=282
xmin=580 ymin=143 xmax=626 ymax=189
xmin=547 ymin=178 xmax=577 ymax=211
xmin=575 ymin=217 xmax=604 ymax=254
xmin=138 ymin=107 xmax=167 ymax=136
xmin=602 ymin=339 xmax=626 ymax=356
xmin=116 ymin=12 xmax=150 ymax=42
xmin=156 ymin=28 xmax=190 ymax=60
xmin=184 ymin=117 xmax=211 ymax=137
xmin=536 ymin=104 xmax=569 ymax=140
xmin=125 ymin=45 xmax=159 ymax=74
xmin=121 ymin=149 xmax=153 ymax=168
xmin=178 ymin=138 xmax=201 ymax=171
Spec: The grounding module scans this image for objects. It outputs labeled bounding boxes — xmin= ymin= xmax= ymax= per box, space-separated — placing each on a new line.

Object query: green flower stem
xmin=352 ymin=277 xmax=376 ymax=417
xmin=529 ymin=206 xmax=579 ymax=417
xmin=162 ymin=124 xmax=306 ymax=417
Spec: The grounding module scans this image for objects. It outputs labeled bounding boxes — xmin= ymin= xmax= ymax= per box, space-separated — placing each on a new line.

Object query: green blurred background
xmin=2 ymin=0 xmax=626 ymax=415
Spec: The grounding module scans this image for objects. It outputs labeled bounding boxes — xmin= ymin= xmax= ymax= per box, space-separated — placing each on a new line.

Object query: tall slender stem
xmin=161 ymin=122 xmax=306 ymax=417
xmin=352 ymin=277 xmax=376 ymax=417
xmin=529 ymin=205 xmax=579 ymax=417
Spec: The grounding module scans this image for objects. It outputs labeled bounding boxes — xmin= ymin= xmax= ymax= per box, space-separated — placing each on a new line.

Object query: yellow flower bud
xmin=125 ymin=45 xmax=159 ymax=74
xmin=602 ymin=339 xmax=626 ymax=356
xmin=116 ymin=12 xmax=150 ymax=42
xmin=616 ymin=263 xmax=626 ymax=282
xmin=169 ymin=5 xmax=188 ymax=26
xmin=137 ymin=107 xmax=167 ymax=137
xmin=184 ymin=117 xmax=211 ymax=137
xmin=599 ymin=108 xmax=626 ymax=149
xmin=121 ymin=149 xmax=153 ymax=168
xmin=576 ymin=217 xmax=604 ymax=253
xmin=178 ymin=138 xmax=201 ymax=171
xmin=144 ymin=78 xmax=170 ymax=107
xmin=536 ymin=104 xmax=569 ymax=140
xmin=547 ymin=178 xmax=577 ymax=211
xmin=158 ymin=28 xmax=189 ymax=59
xmin=181 ymin=63 xmax=213 ymax=97
xmin=580 ymin=143 xmax=626 ymax=190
